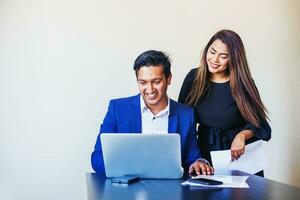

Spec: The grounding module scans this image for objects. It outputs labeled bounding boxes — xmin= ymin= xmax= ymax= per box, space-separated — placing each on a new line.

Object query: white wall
xmin=0 ymin=0 xmax=299 ymax=199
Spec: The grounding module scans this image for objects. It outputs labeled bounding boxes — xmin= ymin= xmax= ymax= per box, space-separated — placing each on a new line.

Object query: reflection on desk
xmin=86 ymin=171 xmax=300 ymax=200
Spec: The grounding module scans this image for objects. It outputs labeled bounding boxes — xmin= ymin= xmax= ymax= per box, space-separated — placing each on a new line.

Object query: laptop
xmin=100 ymin=133 xmax=183 ymax=179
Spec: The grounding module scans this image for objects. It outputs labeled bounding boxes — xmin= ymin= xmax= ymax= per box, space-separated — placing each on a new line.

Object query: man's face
xmin=136 ymin=65 xmax=171 ymax=114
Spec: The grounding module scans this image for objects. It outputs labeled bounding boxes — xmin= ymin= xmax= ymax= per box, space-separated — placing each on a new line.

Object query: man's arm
xmin=185 ymin=109 xmax=214 ymax=175
xmin=91 ymin=100 xmax=117 ymax=173
xmin=189 ymin=160 xmax=214 ymax=175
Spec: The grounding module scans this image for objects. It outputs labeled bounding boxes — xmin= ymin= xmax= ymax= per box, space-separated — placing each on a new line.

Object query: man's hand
xmin=231 ymin=130 xmax=254 ymax=161
xmin=189 ymin=160 xmax=214 ymax=175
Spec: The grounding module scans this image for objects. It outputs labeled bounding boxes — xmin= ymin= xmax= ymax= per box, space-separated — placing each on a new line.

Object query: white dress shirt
xmin=140 ymin=95 xmax=170 ymax=134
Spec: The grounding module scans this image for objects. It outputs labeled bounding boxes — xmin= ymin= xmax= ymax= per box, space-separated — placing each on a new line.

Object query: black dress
xmin=178 ymin=68 xmax=271 ymax=168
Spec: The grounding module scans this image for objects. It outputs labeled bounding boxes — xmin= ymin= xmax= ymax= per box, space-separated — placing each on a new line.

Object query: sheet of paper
xmin=211 ymin=140 xmax=268 ymax=174
xmin=181 ymin=175 xmax=249 ymax=188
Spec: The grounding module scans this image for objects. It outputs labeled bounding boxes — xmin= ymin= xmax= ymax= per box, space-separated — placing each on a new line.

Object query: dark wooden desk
xmin=86 ymin=171 xmax=300 ymax=200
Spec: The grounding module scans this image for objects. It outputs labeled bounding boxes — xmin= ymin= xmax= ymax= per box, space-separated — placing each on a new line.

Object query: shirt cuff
xmin=197 ymin=158 xmax=211 ymax=166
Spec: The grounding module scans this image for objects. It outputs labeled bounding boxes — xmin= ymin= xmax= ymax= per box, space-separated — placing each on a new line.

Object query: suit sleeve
xmin=184 ymin=109 xmax=202 ymax=169
xmin=91 ymin=100 xmax=117 ymax=173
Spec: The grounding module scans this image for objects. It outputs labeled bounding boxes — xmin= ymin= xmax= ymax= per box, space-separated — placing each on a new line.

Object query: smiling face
xmin=136 ymin=65 xmax=171 ymax=114
xmin=206 ymin=39 xmax=230 ymax=81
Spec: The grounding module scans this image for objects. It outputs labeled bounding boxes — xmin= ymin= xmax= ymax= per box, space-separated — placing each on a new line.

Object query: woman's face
xmin=206 ymin=39 xmax=230 ymax=77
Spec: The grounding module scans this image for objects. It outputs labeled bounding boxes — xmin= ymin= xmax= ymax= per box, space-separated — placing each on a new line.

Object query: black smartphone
xmin=188 ymin=178 xmax=223 ymax=185
xmin=111 ymin=176 xmax=139 ymax=184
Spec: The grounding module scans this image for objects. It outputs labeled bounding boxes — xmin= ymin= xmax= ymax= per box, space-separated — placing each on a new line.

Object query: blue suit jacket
xmin=91 ymin=94 xmax=201 ymax=174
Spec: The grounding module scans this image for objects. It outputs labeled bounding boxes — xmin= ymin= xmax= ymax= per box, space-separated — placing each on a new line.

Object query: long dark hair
xmin=186 ymin=30 xmax=269 ymax=127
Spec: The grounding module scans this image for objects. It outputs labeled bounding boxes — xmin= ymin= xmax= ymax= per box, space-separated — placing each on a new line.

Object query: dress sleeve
xmin=242 ymin=80 xmax=272 ymax=141
xmin=243 ymin=120 xmax=271 ymax=141
xmin=178 ymin=68 xmax=197 ymax=104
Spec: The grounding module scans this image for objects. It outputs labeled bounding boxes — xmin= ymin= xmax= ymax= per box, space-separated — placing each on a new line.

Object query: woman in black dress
xmin=178 ymin=30 xmax=271 ymax=176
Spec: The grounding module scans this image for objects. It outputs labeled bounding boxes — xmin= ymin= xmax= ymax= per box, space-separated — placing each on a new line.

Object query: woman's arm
xmin=178 ymin=68 xmax=197 ymax=104
xmin=231 ymin=121 xmax=271 ymax=160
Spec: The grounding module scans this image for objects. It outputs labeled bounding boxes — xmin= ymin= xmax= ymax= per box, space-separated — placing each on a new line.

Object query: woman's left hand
xmin=230 ymin=130 xmax=252 ymax=161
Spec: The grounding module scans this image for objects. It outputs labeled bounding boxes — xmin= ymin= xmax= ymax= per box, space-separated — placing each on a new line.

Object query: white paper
xmin=182 ymin=175 xmax=249 ymax=188
xmin=211 ymin=140 xmax=268 ymax=174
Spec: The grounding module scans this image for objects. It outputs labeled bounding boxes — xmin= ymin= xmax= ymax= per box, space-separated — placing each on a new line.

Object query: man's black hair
xmin=133 ymin=50 xmax=171 ymax=78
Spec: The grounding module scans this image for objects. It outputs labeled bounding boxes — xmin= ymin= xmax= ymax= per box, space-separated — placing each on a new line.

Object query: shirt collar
xmin=140 ymin=95 xmax=170 ymax=117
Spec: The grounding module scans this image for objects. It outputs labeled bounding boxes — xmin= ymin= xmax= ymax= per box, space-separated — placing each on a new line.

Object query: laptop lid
xmin=100 ymin=133 xmax=183 ymax=179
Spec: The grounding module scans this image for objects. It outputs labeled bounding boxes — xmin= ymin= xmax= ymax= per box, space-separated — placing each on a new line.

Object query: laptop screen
xmin=100 ymin=133 xmax=183 ymax=179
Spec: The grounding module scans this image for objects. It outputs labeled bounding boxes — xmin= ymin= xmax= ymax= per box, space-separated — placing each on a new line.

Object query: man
xmin=91 ymin=50 xmax=213 ymax=176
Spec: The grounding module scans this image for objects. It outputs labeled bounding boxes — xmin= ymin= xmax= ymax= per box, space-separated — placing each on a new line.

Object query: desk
xmin=86 ymin=171 xmax=300 ymax=200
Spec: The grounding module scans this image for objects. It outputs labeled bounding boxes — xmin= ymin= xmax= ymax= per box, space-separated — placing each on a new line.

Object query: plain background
xmin=0 ymin=0 xmax=299 ymax=199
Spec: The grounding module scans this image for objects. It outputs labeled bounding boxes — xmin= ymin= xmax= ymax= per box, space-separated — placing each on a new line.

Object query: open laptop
xmin=100 ymin=133 xmax=183 ymax=179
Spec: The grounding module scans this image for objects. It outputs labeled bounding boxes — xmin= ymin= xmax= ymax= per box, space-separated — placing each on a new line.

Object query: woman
xmin=178 ymin=30 xmax=271 ymax=176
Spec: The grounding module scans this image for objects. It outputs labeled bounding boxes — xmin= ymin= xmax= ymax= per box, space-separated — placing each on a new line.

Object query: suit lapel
xmin=168 ymin=99 xmax=178 ymax=133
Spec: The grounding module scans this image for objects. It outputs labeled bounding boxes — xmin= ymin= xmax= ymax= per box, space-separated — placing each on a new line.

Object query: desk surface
xmin=86 ymin=171 xmax=300 ymax=200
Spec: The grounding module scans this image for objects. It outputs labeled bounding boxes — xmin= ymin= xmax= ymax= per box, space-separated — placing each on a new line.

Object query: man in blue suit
xmin=91 ymin=50 xmax=213 ymax=176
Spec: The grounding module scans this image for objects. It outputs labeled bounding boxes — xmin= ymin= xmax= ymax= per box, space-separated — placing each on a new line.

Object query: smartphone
xmin=188 ymin=178 xmax=223 ymax=185
xmin=111 ymin=176 xmax=139 ymax=184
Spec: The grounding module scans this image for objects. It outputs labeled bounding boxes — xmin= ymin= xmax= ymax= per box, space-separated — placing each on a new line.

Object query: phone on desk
xmin=111 ymin=176 xmax=139 ymax=184
xmin=188 ymin=178 xmax=223 ymax=185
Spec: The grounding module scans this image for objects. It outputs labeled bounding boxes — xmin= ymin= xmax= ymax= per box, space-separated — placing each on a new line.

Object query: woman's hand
xmin=230 ymin=130 xmax=254 ymax=161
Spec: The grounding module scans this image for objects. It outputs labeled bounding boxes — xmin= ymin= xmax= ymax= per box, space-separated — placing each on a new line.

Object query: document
xmin=182 ymin=175 xmax=249 ymax=188
xmin=211 ymin=140 xmax=268 ymax=174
